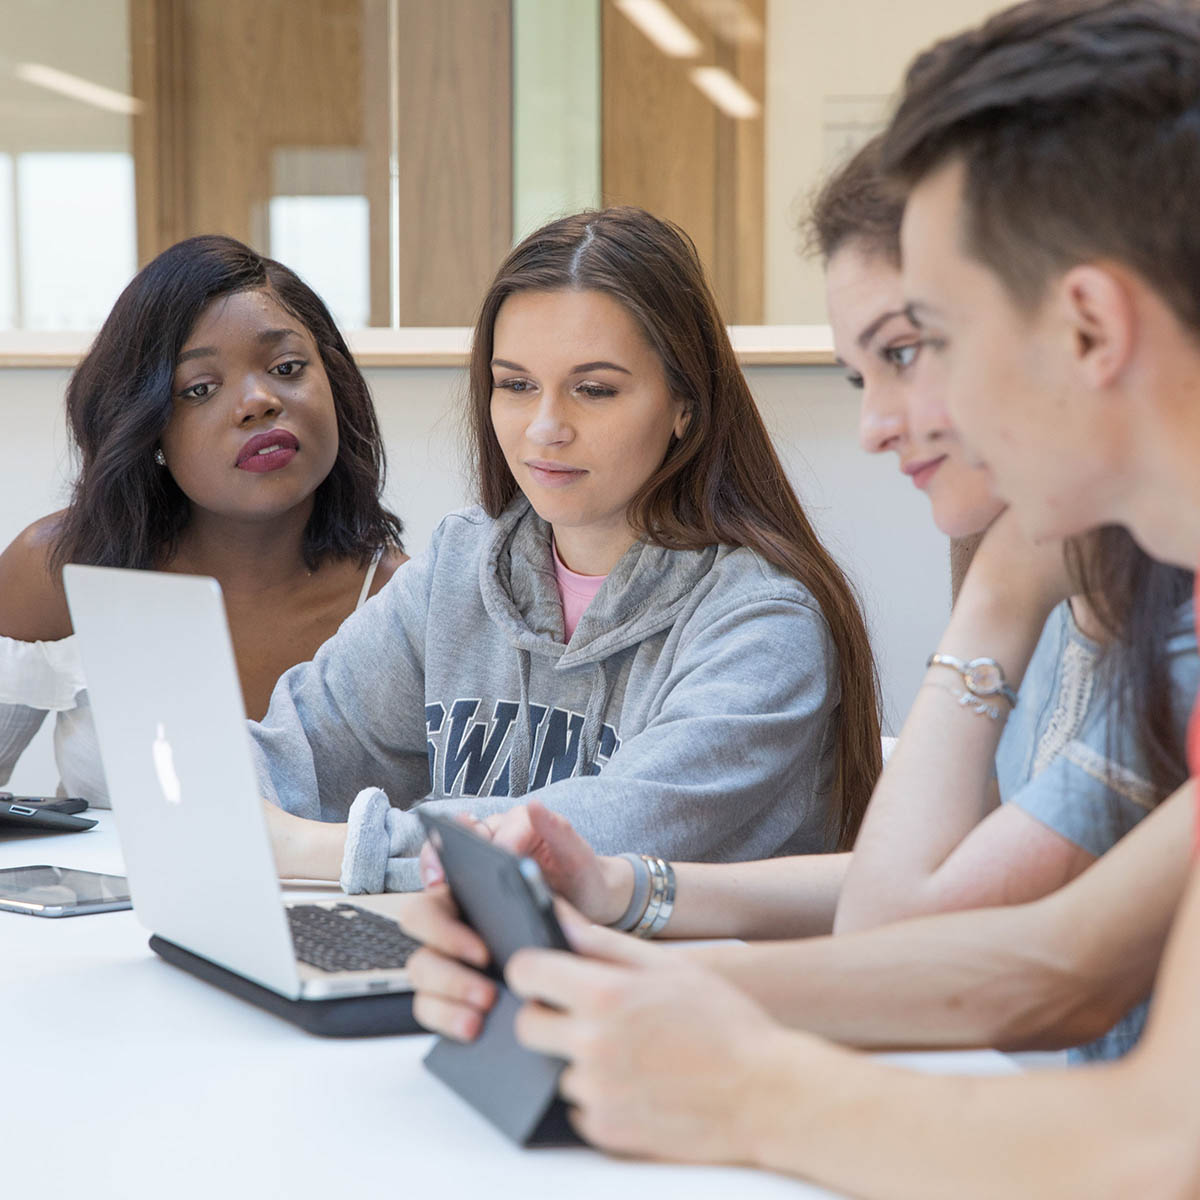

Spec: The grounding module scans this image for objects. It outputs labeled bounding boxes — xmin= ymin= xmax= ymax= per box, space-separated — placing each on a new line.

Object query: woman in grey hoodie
xmin=255 ymin=207 xmax=881 ymax=892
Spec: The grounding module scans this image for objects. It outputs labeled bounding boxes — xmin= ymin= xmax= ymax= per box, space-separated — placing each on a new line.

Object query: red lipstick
xmin=236 ymin=429 xmax=299 ymax=473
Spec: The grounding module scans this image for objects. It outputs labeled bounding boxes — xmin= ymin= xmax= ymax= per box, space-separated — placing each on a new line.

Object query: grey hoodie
xmin=250 ymin=498 xmax=841 ymax=891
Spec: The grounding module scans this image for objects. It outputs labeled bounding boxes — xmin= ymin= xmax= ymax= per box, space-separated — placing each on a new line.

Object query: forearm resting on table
xmin=263 ymin=800 xmax=347 ymax=881
xmin=748 ymin=1028 xmax=1197 ymax=1200
xmin=696 ymin=903 xmax=1108 ymax=1051
xmin=752 ymin=864 xmax=1200 ymax=1198
xmin=659 ymin=852 xmax=850 ymax=940
xmin=695 ymin=785 xmax=1193 ymax=1050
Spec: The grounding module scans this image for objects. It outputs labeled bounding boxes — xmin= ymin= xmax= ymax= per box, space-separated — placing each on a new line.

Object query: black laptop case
xmin=149 ymin=934 xmax=420 ymax=1037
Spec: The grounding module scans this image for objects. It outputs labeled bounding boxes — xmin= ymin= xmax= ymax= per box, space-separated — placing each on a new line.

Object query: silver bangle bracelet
xmin=631 ymin=855 xmax=676 ymax=939
xmin=611 ymin=852 xmax=653 ymax=932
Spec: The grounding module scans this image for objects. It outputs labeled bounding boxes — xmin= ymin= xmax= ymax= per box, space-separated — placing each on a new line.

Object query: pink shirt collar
xmin=552 ymin=540 xmax=608 ymax=641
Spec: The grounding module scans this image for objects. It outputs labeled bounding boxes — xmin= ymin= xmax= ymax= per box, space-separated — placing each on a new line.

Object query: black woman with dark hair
xmin=0 ymin=234 xmax=406 ymax=806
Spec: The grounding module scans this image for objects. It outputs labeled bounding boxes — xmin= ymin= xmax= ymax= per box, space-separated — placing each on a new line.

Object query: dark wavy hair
xmin=52 ymin=235 xmax=403 ymax=572
xmin=881 ymin=0 xmax=1200 ymax=336
xmin=467 ymin=207 xmax=883 ymax=850
xmin=808 ymin=133 xmax=1193 ymax=805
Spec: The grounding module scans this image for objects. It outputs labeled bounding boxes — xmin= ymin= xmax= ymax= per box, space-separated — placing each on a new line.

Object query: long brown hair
xmin=467 ymin=207 xmax=882 ymax=849
xmin=1065 ymin=528 xmax=1192 ymax=803
xmin=808 ymin=135 xmax=1193 ymax=806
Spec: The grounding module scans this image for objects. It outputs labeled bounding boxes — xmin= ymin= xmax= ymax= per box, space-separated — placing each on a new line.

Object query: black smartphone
xmin=417 ymin=810 xmax=581 ymax=1147
xmin=0 ymin=800 xmax=97 ymax=833
xmin=0 ymin=865 xmax=131 ymax=917
xmin=0 ymin=794 xmax=89 ymax=815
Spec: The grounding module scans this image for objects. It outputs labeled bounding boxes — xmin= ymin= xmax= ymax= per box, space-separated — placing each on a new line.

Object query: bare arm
xmin=698 ymin=782 xmax=1192 ymax=1050
xmin=657 ymin=852 xmax=850 ymax=939
xmin=0 ymin=514 xmax=72 ymax=641
xmin=836 ymin=512 xmax=1083 ymax=933
xmin=503 ymin=810 xmax=1200 ymax=1197
xmin=740 ymin=865 xmax=1200 ymax=1199
xmin=428 ymin=801 xmax=850 ymax=939
xmin=406 ymin=787 xmax=1188 ymax=1050
xmin=0 ymin=516 xmax=75 ymax=786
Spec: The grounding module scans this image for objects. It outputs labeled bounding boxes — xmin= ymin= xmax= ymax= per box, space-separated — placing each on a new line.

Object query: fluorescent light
xmin=15 ymin=63 xmax=143 ymax=116
xmin=614 ymin=0 xmax=702 ymax=59
xmin=689 ymin=65 xmax=760 ymax=119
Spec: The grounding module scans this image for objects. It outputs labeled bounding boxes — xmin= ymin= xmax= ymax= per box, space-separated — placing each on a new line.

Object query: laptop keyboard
xmin=287 ymin=903 xmax=421 ymax=973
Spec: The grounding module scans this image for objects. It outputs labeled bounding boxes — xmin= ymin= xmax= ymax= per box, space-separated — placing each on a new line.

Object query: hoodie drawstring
xmin=578 ymin=661 xmax=609 ymax=777
xmin=509 ymin=654 xmax=609 ymax=794
xmin=509 ymin=649 xmax=534 ymax=797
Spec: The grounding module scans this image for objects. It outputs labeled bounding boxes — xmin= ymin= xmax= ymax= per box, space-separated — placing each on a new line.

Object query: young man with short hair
xmin=485 ymin=2 xmax=1200 ymax=1193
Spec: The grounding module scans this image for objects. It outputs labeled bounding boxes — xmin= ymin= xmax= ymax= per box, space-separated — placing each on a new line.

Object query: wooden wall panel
xmin=393 ymin=0 xmax=513 ymax=326
xmin=601 ymin=0 xmax=764 ymax=322
xmin=130 ymin=0 xmax=190 ymax=261
xmin=602 ymin=2 xmax=718 ymax=272
xmin=132 ymin=0 xmax=512 ymax=325
xmin=133 ymin=0 xmax=363 ymax=258
xmin=362 ymin=0 xmax=394 ymax=327
xmin=180 ymin=0 xmax=362 ymax=249
xmin=715 ymin=0 xmax=764 ymax=324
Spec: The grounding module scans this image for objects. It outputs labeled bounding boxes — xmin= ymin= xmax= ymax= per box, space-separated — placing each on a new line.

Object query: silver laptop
xmin=63 ymin=564 xmax=417 ymax=1026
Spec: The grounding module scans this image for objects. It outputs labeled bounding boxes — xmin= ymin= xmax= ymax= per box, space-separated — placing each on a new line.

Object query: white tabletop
xmin=1 ymin=814 xmax=1018 ymax=1198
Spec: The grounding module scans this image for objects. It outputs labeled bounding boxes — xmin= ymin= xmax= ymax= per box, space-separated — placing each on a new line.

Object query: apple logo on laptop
xmin=152 ymin=723 xmax=183 ymax=806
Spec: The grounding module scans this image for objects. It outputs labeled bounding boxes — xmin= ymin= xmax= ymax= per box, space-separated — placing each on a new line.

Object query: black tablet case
xmin=149 ymin=934 xmax=420 ymax=1037
xmin=0 ymin=801 xmax=96 ymax=833
xmin=424 ymin=984 xmax=579 ymax=1145
xmin=418 ymin=812 xmax=583 ymax=1147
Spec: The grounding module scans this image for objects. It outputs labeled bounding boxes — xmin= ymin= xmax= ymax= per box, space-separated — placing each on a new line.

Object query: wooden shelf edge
xmin=0 ymin=327 xmax=837 ymax=370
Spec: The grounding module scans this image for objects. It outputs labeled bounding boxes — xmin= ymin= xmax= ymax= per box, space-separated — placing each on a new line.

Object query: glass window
xmin=2 ymin=0 xmax=135 ymax=330
xmin=0 ymin=154 xmax=15 ymax=330
xmin=2 ymin=0 xmax=1011 ymax=332
xmin=17 ymin=151 xmax=136 ymax=329
xmin=268 ymin=147 xmax=370 ymax=331
xmin=268 ymin=195 xmax=370 ymax=333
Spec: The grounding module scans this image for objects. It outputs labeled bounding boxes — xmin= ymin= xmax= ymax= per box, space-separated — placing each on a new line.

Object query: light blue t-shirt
xmin=995 ymin=598 xmax=1198 ymax=1061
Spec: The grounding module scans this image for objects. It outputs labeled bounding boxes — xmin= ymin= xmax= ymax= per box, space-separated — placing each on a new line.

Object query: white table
xmin=2 ymin=815 xmax=1017 ymax=1198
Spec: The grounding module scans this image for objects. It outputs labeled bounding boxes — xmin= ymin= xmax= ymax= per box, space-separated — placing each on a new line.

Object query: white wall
xmin=764 ymin=0 xmax=1009 ymax=324
xmin=0 ymin=363 xmax=948 ymax=792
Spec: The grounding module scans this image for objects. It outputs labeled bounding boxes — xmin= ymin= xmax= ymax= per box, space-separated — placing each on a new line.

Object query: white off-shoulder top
xmin=0 ymin=550 xmax=385 ymax=809
xmin=0 ymin=635 xmax=103 ymax=803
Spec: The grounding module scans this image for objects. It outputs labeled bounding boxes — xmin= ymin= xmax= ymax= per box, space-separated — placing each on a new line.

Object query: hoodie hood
xmin=480 ymin=496 xmax=719 ymax=668
xmin=252 ymin=497 xmax=844 ymax=894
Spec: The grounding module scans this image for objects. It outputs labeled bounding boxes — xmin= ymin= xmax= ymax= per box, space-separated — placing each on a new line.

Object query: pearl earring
xmin=154 ymin=448 xmax=166 ymax=466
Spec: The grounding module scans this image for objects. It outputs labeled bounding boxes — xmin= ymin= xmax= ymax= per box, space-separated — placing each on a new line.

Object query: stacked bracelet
xmin=612 ymin=852 xmax=653 ymax=931
xmin=610 ymin=852 xmax=676 ymax=938
xmin=926 ymin=652 xmax=1018 ymax=709
xmin=632 ymin=855 xmax=676 ymax=938
xmin=921 ymin=678 xmax=1004 ymax=720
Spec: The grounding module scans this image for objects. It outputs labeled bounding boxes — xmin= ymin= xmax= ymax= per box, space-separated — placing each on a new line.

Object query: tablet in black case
xmin=418 ymin=811 xmax=583 ymax=1147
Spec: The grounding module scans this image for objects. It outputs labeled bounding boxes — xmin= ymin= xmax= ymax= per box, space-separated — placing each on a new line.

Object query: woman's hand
xmin=418 ymin=801 xmax=635 ymax=926
xmin=405 ymin=884 xmax=499 ymax=1041
xmin=507 ymin=915 xmax=797 ymax=1164
xmin=406 ymin=803 xmax=641 ymax=1039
